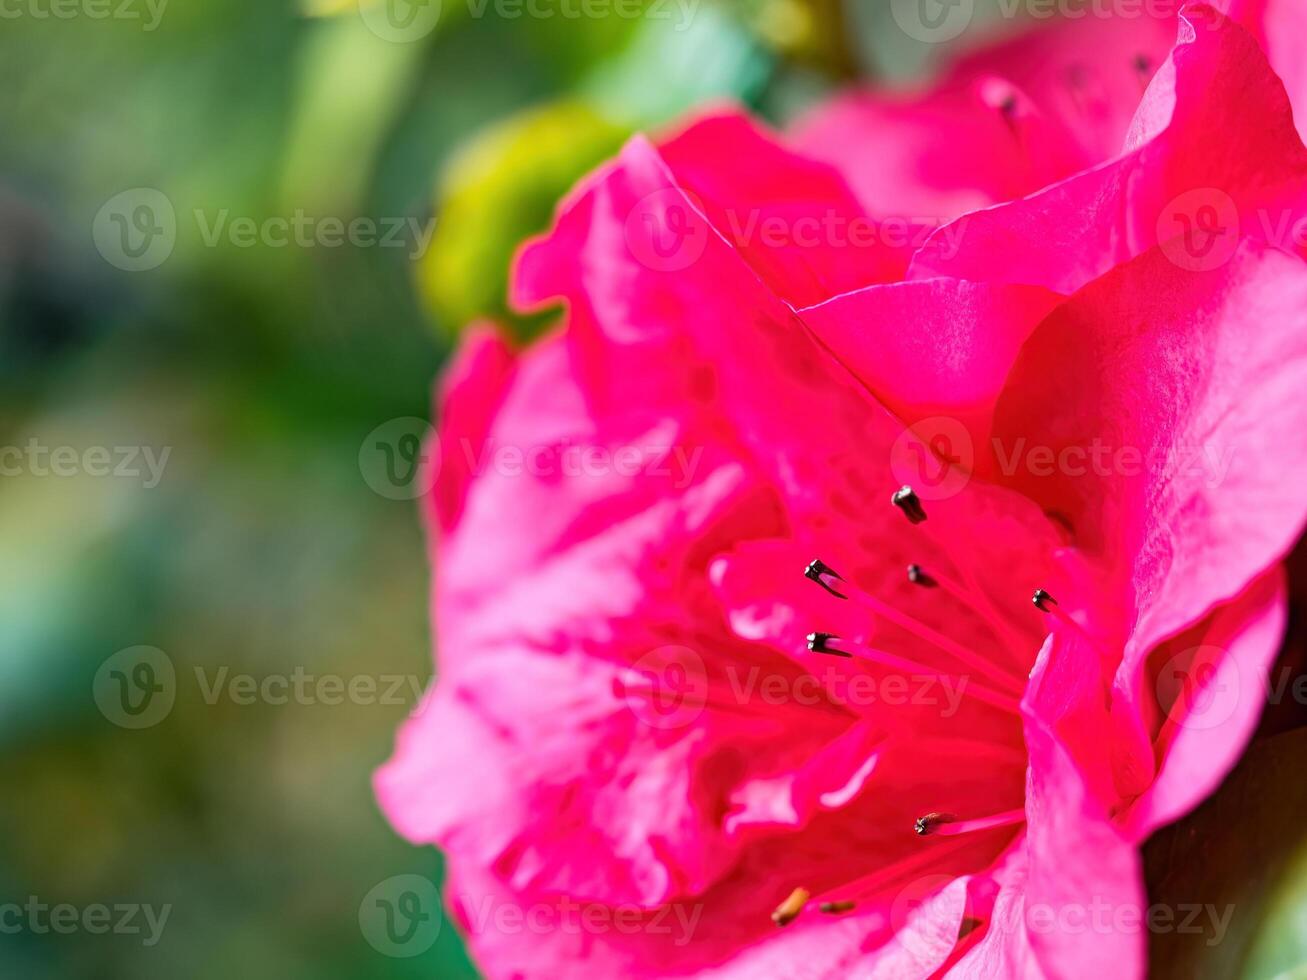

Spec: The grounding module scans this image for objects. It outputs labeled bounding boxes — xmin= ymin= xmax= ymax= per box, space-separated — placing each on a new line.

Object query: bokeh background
xmin=2 ymin=0 xmax=1306 ymax=977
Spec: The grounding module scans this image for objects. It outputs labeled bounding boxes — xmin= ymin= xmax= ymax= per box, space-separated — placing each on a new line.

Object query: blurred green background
xmin=2 ymin=0 xmax=1306 ymax=977
xmin=0 ymin=0 xmax=851 ymax=976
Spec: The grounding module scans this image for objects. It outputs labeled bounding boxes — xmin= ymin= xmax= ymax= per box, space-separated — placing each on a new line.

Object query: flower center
xmin=771 ymin=483 xmax=1063 ymax=928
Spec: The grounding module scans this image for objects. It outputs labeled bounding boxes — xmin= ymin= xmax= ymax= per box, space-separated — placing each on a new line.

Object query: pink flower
xmin=377 ymin=6 xmax=1307 ymax=977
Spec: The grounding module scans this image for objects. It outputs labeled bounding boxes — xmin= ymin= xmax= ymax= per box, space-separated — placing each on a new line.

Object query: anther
xmin=771 ymin=887 xmax=810 ymax=927
xmin=819 ymin=901 xmax=856 ymax=915
xmin=804 ymin=559 xmax=847 ymax=599
xmin=1032 ymin=588 xmax=1057 ymax=612
xmin=806 ymin=632 xmax=850 ymax=658
xmin=906 ymin=564 xmax=936 ymax=588
xmin=891 ymin=486 xmax=927 ymax=524
xmin=914 ymin=812 xmax=956 ymax=836
xmin=916 ymin=808 xmax=1025 ymax=838
xmin=1133 ymin=53 xmax=1152 ymax=74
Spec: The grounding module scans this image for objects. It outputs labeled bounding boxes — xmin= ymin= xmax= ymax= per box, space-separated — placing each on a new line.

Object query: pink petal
xmin=991 ymin=242 xmax=1307 ymax=681
xmin=910 ymin=8 xmax=1307 ymax=294
xmin=1123 ymin=566 xmax=1287 ymax=837
xmin=793 ymin=13 xmax=1176 ymax=223
xmin=798 ymin=277 xmax=1060 ymax=445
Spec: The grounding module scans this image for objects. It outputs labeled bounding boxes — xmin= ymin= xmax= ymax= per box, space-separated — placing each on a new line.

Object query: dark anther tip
xmin=891 ymin=486 xmax=927 ymax=525
xmin=907 ymin=564 xmax=936 ymax=588
xmin=804 ymin=559 xmax=847 ymax=599
xmin=914 ymin=812 xmax=954 ymax=836
xmin=1032 ymin=588 xmax=1057 ymax=612
xmin=806 ymin=632 xmax=849 ymax=657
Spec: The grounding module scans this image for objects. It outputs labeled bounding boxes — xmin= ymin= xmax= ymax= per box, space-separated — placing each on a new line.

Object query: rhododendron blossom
xmin=378 ymin=6 xmax=1307 ymax=977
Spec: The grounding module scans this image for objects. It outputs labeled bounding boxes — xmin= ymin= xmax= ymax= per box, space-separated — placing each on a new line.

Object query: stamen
xmin=914 ymin=808 xmax=1025 ymax=837
xmin=812 ymin=576 xmax=1025 ymax=694
xmin=1032 ymin=587 xmax=1108 ymax=659
xmin=819 ymin=901 xmax=856 ymax=915
xmin=807 ymin=632 xmax=850 ymax=658
xmin=915 ymin=560 xmax=1030 ymax=655
xmin=771 ymin=887 xmax=810 ymax=927
xmin=906 ymin=564 xmax=936 ymax=587
xmin=891 ymin=486 xmax=927 ymax=524
xmin=913 ymin=812 xmax=956 ymax=836
xmin=804 ymin=634 xmax=1021 ymax=714
xmin=804 ymin=558 xmax=847 ymax=599
xmin=808 ymin=835 xmax=975 ymax=908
